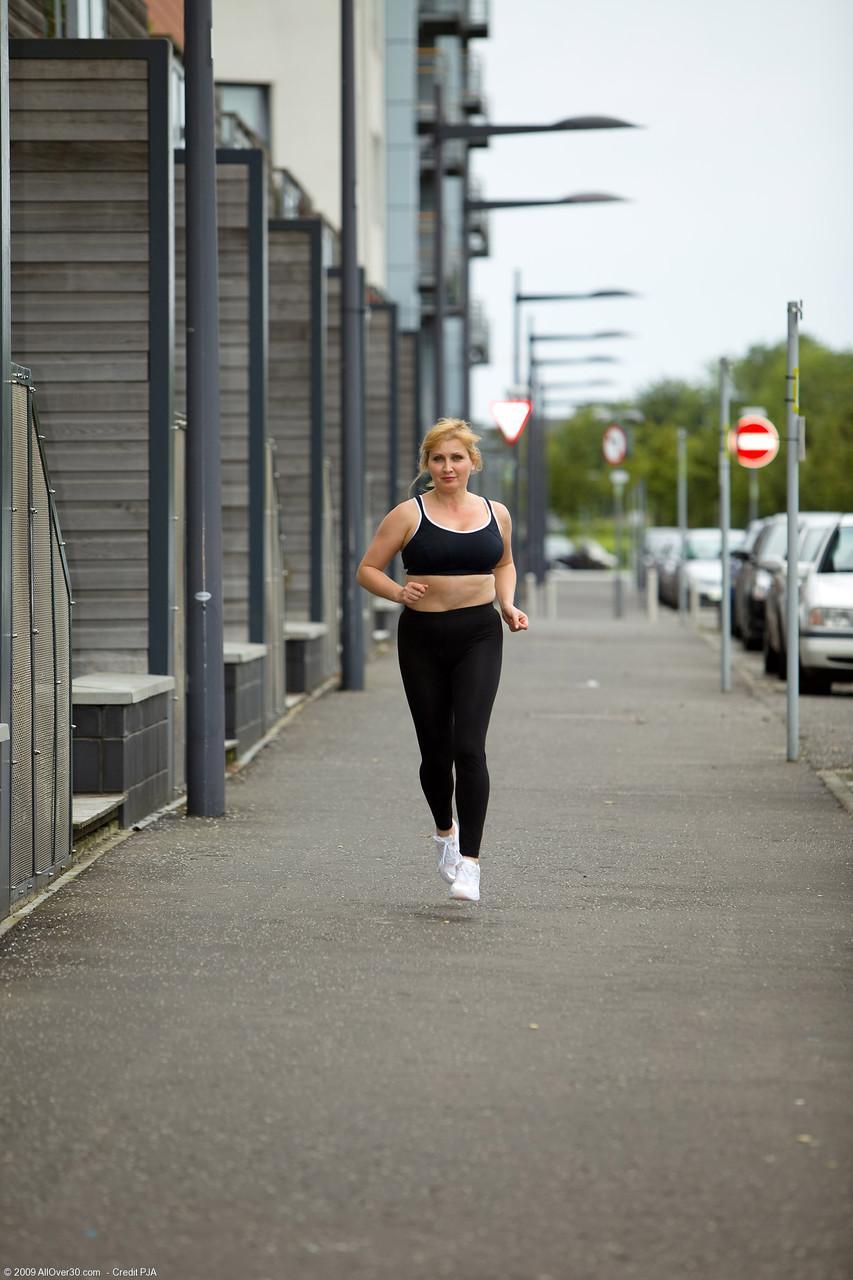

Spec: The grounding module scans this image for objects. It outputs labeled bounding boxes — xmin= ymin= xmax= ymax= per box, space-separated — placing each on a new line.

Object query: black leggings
xmin=397 ymin=601 xmax=503 ymax=858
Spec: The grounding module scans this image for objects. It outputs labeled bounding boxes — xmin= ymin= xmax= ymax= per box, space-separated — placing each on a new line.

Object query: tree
xmin=548 ymin=336 xmax=853 ymax=530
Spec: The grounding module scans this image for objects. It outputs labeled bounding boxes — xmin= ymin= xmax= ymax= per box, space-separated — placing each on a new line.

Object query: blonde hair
xmin=409 ymin=418 xmax=483 ymax=494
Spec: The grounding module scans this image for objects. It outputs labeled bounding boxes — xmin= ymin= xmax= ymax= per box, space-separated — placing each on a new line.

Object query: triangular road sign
xmin=490 ymin=399 xmax=532 ymax=444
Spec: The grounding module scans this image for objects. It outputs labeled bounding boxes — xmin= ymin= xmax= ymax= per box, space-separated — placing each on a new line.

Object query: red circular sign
xmin=602 ymin=424 xmax=627 ymax=465
xmin=735 ymin=415 xmax=779 ymax=469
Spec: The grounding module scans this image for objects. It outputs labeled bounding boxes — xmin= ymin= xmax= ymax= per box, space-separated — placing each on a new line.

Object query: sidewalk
xmin=1 ymin=580 xmax=851 ymax=1280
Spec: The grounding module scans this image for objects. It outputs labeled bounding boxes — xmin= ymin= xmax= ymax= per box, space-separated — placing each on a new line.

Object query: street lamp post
xmin=427 ymin=110 xmax=638 ymax=424
xmin=460 ymin=193 xmax=626 ymax=423
xmin=513 ymin=286 xmax=639 ymax=393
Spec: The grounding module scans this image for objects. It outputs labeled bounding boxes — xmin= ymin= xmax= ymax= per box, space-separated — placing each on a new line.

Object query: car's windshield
xmin=759 ymin=520 xmax=788 ymax=560
xmin=820 ymin=526 xmax=853 ymax=573
xmin=686 ymin=531 xmax=722 ymax=560
xmin=800 ymin=524 xmax=832 ymax=562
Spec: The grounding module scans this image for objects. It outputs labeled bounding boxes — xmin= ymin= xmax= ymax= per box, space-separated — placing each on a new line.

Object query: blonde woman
xmin=356 ymin=418 xmax=528 ymax=902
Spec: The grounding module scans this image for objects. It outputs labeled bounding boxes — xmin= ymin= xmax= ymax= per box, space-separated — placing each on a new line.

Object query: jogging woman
xmin=356 ymin=418 xmax=528 ymax=902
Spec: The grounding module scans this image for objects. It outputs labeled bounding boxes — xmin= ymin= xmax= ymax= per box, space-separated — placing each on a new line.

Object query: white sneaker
xmin=434 ymin=820 xmax=461 ymax=884
xmin=449 ymin=857 xmax=480 ymax=902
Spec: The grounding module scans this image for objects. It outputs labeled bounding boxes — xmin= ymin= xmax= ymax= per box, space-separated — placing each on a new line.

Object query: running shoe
xmin=434 ymin=820 xmax=461 ymax=884
xmin=449 ymin=858 xmax=480 ymax=902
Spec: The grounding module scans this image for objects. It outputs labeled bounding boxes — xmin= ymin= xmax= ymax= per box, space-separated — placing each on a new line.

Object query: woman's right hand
xmin=399 ymin=581 xmax=429 ymax=606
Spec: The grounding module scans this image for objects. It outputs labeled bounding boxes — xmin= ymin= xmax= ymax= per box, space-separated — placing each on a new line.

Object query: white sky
xmin=470 ymin=0 xmax=853 ymax=421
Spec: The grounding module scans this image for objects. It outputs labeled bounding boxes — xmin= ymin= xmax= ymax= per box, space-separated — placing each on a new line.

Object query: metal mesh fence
xmin=9 ymin=383 xmax=33 ymax=890
xmin=6 ymin=373 xmax=73 ymax=906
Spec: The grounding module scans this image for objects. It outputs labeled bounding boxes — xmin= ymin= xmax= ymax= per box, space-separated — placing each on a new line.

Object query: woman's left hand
xmin=501 ymin=605 xmax=528 ymax=632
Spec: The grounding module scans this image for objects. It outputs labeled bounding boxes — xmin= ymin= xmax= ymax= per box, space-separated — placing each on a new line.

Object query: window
xmin=67 ymin=0 xmax=106 ymax=37
xmin=47 ymin=0 xmax=106 ymax=36
xmin=216 ymin=84 xmax=271 ymax=148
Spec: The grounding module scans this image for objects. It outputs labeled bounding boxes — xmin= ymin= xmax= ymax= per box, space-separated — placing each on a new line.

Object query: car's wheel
xmin=799 ymin=664 xmax=832 ymax=696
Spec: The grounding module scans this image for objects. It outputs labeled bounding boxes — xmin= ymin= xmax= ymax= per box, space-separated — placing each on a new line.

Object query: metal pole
xmin=526 ymin=326 xmax=536 ymax=580
xmin=0 ymin=0 xmax=13 ymax=910
xmin=512 ymin=269 xmax=521 ymax=385
xmin=340 ymin=0 xmax=365 ymax=690
xmin=677 ymin=427 xmax=688 ymax=621
xmin=613 ymin=477 xmax=624 ymax=618
xmin=433 ymin=82 xmax=445 ymax=421
xmin=461 ymin=147 xmax=471 ymax=423
xmin=785 ymin=301 xmax=802 ymax=761
xmin=185 ymin=0 xmax=225 ymax=816
xmin=718 ymin=358 xmax=732 ymax=690
xmin=748 ymin=471 xmax=759 ymax=524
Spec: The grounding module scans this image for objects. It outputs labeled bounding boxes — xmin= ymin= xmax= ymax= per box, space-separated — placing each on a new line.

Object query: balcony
xmin=418 ymin=212 xmax=463 ymax=312
xmin=462 ymin=49 xmax=486 ymax=115
xmin=469 ymin=301 xmax=490 ymax=365
xmin=466 ymin=178 xmax=490 ymax=256
xmin=418 ymin=0 xmax=490 ymax=38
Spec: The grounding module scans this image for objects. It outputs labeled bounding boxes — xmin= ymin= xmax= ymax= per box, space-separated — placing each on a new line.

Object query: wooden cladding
xmin=9 ymin=44 xmax=174 ymax=679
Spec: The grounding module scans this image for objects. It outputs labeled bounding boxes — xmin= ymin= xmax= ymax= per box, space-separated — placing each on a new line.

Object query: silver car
xmin=765 ymin=514 xmax=853 ymax=692
xmin=763 ymin=512 xmax=840 ymax=675
xmin=797 ymin=515 xmax=853 ymax=693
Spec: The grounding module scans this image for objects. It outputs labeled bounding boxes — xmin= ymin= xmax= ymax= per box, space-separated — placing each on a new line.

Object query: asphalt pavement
xmin=1 ymin=577 xmax=851 ymax=1280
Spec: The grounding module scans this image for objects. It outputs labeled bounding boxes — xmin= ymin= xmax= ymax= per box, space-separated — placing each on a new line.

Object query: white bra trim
xmin=417 ymin=494 xmax=493 ymax=534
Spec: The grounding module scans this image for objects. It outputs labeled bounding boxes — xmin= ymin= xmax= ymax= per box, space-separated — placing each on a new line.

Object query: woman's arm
xmin=356 ymin=503 xmax=415 ymax=604
xmin=492 ymin=503 xmax=528 ymax=632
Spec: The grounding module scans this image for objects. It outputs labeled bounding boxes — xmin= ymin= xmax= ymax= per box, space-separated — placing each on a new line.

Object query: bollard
xmin=646 ymin=566 xmax=658 ymax=623
xmin=524 ymin=572 xmax=538 ymax=620
xmin=689 ymin=582 xmax=700 ymax=623
xmin=546 ymin=573 xmax=557 ymax=621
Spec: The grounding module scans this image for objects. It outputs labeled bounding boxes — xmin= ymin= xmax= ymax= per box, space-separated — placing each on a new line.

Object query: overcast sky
xmin=469 ymin=0 xmax=853 ymax=423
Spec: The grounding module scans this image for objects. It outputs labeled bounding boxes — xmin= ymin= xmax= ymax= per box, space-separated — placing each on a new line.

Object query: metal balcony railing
xmin=469 ymin=301 xmax=490 ymax=365
xmin=419 ymin=0 xmax=490 ymax=35
xmin=418 ymin=213 xmax=463 ymax=310
xmin=5 ymin=366 xmax=73 ymax=910
xmin=462 ymin=49 xmax=485 ymax=115
xmin=467 ymin=177 xmax=490 ymax=257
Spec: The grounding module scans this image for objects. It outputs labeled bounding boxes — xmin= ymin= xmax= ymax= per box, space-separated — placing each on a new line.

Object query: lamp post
xmin=427 ymin=110 xmax=638 ymax=423
xmin=460 ymin=193 xmax=627 ymax=422
xmin=526 ymin=326 xmax=625 ymax=584
xmin=513 ymin=285 xmax=639 ymax=386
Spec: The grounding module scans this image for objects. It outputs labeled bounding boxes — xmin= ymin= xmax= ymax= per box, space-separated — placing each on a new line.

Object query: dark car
xmin=733 ymin=514 xmax=788 ymax=649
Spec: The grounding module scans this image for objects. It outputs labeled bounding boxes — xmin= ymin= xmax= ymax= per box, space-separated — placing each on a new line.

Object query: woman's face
xmin=427 ymin=437 xmax=473 ymax=492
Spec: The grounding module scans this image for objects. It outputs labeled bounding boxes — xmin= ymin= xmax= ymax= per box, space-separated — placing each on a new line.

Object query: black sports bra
xmin=401 ymin=494 xmax=505 ymax=576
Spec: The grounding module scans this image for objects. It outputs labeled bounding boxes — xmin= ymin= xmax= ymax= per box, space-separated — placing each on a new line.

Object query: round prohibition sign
xmin=735 ymin=414 xmax=779 ymax=469
xmin=602 ymin=423 xmax=628 ymax=465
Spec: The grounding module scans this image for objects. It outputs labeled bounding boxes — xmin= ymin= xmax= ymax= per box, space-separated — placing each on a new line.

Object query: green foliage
xmin=547 ymin=335 xmax=853 ymax=531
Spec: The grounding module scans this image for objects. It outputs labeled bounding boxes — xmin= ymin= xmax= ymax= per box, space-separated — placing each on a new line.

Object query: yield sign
xmin=735 ymin=414 xmax=779 ymax=469
xmin=490 ymin=399 xmax=532 ymax=444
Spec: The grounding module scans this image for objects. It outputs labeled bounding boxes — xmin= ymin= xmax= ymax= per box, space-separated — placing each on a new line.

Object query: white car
xmin=796 ymin=515 xmax=853 ymax=693
xmin=763 ymin=512 xmax=840 ymax=675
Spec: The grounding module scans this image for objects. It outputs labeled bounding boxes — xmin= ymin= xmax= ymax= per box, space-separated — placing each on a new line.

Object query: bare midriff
xmin=403 ymin=572 xmax=496 ymax=612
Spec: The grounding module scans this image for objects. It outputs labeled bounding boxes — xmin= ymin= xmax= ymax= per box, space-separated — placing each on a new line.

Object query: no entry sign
xmin=602 ymin=423 xmax=628 ymax=465
xmin=735 ymin=414 xmax=779 ymax=469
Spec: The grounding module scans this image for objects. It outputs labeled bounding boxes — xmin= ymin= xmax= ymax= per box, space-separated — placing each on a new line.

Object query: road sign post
xmin=603 ymin=427 xmax=629 ymax=619
xmin=677 ymin=427 xmax=688 ymax=622
xmin=785 ymin=302 xmax=802 ymax=761
xmin=719 ymin=358 xmax=732 ymax=692
xmin=609 ymin=468 xmax=629 ymax=619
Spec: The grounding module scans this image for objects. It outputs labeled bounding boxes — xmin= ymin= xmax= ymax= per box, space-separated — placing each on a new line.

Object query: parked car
xmin=658 ymin=528 xmax=744 ymax=608
xmin=639 ymin=526 xmax=679 ymax=589
xmin=733 ymin=514 xmax=788 ymax=649
xmin=563 ymin=538 xmax=617 ymax=571
xmin=768 ymin=514 xmax=853 ymax=693
xmin=729 ymin=518 xmax=768 ymax=636
xmin=763 ymin=512 xmax=840 ymax=675
xmin=545 ymin=533 xmax=577 ymax=569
